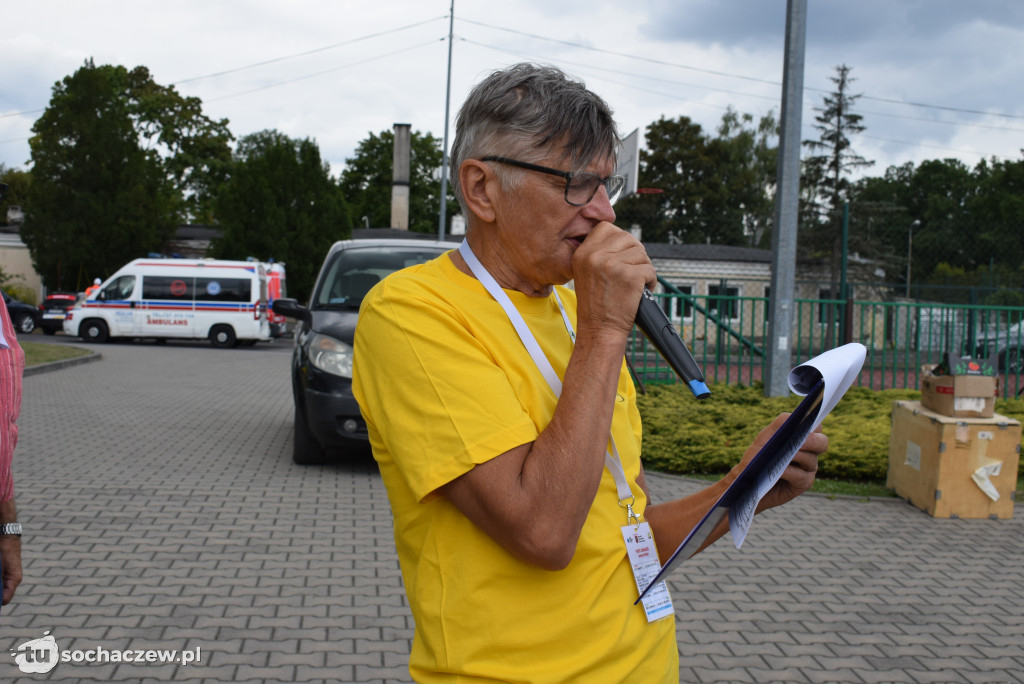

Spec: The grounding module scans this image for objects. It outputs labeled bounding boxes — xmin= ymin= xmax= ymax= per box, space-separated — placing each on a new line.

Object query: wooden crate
xmin=888 ymin=400 xmax=1021 ymax=519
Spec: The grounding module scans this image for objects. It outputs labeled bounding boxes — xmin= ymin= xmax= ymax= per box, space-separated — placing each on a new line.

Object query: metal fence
xmin=628 ymin=292 xmax=1024 ymax=399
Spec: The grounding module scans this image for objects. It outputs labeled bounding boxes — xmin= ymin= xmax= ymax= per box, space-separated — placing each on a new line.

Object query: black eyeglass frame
xmin=480 ymin=156 xmax=625 ymax=207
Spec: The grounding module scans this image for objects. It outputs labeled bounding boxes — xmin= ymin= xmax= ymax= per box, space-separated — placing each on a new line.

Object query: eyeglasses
xmin=480 ymin=156 xmax=626 ymax=207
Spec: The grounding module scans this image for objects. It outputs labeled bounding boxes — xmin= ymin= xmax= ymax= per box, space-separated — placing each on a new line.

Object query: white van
xmin=64 ymin=258 xmax=272 ymax=347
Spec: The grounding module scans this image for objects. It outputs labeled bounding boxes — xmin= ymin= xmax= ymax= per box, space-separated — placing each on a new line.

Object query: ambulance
xmin=64 ymin=258 xmax=272 ymax=347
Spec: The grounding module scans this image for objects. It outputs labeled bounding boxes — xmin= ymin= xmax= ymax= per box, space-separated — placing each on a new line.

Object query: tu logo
xmin=11 ymin=631 xmax=60 ymax=674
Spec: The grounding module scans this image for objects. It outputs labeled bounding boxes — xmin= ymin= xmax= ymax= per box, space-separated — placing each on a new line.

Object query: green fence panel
xmin=627 ymin=293 xmax=1024 ymax=398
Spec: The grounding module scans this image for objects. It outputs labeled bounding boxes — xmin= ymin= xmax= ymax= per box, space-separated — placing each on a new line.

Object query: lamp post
xmin=905 ymin=219 xmax=921 ymax=298
xmin=437 ymin=0 xmax=455 ymax=240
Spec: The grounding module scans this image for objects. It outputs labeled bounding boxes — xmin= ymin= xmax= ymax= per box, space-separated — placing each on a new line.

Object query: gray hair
xmin=449 ymin=63 xmax=620 ymax=215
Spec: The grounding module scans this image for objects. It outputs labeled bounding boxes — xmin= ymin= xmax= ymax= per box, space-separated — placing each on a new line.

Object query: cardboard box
xmin=888 ymin=400 xmax=1021 ymax=519
xmin=920 ymin=359 xmax=997 ymax=418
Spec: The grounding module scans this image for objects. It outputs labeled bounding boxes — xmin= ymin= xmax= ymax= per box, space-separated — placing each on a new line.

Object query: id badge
xmin=621 ymin=521 xmax=674 ymax=622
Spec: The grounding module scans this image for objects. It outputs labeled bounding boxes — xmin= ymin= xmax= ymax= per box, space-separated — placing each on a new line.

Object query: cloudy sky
xmin=3 ymin=0 xmax=1023 ymax=184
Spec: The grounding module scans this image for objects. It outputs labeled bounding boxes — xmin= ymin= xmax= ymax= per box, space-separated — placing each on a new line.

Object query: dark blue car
xmin=272 ymin=232 xmax=460 ymax=464
xmin=2 ymin=290 xmax=39 ymax=335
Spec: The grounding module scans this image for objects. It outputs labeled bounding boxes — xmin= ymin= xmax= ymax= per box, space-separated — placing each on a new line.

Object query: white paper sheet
xmin=636 ymin=343 xmax=867 ymax=603
xmin=729 ymin=343 xmax=867 ymax=548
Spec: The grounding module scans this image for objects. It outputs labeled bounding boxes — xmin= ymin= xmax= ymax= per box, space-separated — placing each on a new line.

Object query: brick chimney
xmin=390 ymin=123 xmax=411 ymax=230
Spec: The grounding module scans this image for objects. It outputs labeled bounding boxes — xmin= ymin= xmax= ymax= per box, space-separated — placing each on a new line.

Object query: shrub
xmin=636 ymin=382 xmax=1024 ymax=483
xmin=1 ymin=283 xmax=37 ymax=306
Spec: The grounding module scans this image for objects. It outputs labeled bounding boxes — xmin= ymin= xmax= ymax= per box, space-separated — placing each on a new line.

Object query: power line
xmin=460 ymin=37 xmax=781 ymax=105
xmin=0 ymin=17 xmax=448 ymax=120
xmin=860 ymin=134 xmax=999 ymax=159
xmin=171 ymin=16 xmax=446 ymax=86
xmin=457 ymin=16 xmax=1024 ymax=123
xmin=5 ymin=15 xmax=1019 ymax=130
xmin=2 ymin=13 xmax=1021 ymax=166
xmin=462 ymin=35 xmax=1023 ymax=153
xmin=202 ymin=39 xmax=444 ymax=103
xmin=0 ymin=109 xmax=43 ymax=120
xmin=457 ymin=16 xmax=781 ymax=88
xmin=859 ymin=94 xmax=1024 ymax=121
xmin=859 ymin=108 xmax=1024 ymax=135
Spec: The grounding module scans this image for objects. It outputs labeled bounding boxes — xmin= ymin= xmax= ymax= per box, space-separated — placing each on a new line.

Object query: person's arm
xmin=0 ymin=498 xmax=22 ymax=605
xmin=642 ymin=415 xmax=828 ymax=564
xmin=440 ymin=222 xmax=656 ymax=571
xmin=439 ymin=319 xmax=632 ymax=570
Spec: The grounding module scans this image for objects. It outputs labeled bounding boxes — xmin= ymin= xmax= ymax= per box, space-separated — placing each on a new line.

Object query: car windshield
xmin=313 ymin=245 xmax=448 ymax=310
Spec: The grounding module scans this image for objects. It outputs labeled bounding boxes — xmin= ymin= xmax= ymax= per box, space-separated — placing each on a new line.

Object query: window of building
xmin=661 ymin=285 xmax=694 ymax=321
xmin=708 ymin=284 xmax=739 ymax=319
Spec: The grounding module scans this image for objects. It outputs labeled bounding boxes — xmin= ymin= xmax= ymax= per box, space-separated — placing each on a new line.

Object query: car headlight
xmin=307 ymin=333 xmax=354 ymax=378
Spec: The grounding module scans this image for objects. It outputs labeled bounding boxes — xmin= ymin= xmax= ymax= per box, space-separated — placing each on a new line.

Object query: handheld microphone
xmin=635 ymin=288 xmax=711 ymax=399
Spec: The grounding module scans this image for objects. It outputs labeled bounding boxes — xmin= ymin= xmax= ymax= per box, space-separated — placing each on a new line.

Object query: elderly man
xmin=352 ymin=63 xmax=826 ymax=682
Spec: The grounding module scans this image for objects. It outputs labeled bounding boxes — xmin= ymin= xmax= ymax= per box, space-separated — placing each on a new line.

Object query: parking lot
xmin=5 ymin=336 xmax=1024 ymax=683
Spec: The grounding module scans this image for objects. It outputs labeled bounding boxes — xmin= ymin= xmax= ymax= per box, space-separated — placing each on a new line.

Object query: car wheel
xmin=80 ymin=319 xmax=109 ymax=343
xmin=292 ymin=403 xmax=327 ymax=465
xmin=999 ymin=347 xmax=1024 ymax=374
xmin=209 ymin=324 xmax=237 ymax=348
xmin=14 ymin=312 xmax=36 ymax=334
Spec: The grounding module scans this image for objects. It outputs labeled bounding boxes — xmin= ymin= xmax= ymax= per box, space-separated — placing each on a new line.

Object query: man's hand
xmin=570 ymin=221 xmax=656 ymax=340
xmin=0 ymin=534 xmax=22 ymax=605
xmin=734 ymin=413 xmax=828 ymax=513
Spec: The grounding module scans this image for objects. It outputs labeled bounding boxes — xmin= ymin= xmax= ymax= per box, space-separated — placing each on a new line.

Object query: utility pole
xmin=438 ymin=0 xmax=455 ymax=240
xmin=905 ymin=220 xmax=920 ymax=298
xmin=766 ymin=0 xmax=807 ymax=396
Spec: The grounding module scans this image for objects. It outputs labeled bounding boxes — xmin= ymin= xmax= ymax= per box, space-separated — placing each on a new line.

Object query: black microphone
xmin=635 ymin=288 xmax=711 ymax=399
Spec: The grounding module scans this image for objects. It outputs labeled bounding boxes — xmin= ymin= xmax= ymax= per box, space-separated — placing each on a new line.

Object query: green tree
xmin=846 ymin=151 xmax=1024 ymax=302
xmin=802 ymin=64 xmax=873 ymax=291
xmin=900 ymin=159 xmax=977 ymax=288
xmin=211 ymin=129 xmax=351 ymax=302
xmin=706 ymin=109 xmax=778 ymax=248
xmin=614 ymin=111 xmax=777 ymax=246
xmin=22 ymin=60 xmax=232 ymax=291
xmin=0 ymin=164 xmax=30 ymax=227
xmin=0 ymin=164 xmax=30 ymax=288
xmin=969 ymin=156 xmax=1024 ymax=274
xmin=620 ymin=116 xmax=714 ymax=244
xmin=340 ymin=128 xmax=457 ymax=234
xmin=845 ymin=163 xmax=913 ymax=284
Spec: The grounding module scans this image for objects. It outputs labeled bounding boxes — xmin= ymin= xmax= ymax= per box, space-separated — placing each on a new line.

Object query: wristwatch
xmin=0 ymin=522 xmax=22 ymax=536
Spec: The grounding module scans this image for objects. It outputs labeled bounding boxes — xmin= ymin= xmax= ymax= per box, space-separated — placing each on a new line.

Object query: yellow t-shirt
xmin=353 ymin=252 xmax=677 ymax=683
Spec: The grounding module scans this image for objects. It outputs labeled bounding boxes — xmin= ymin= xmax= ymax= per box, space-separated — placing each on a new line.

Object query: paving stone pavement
xmin=3 ymin=337 xmax=1023 ymax=683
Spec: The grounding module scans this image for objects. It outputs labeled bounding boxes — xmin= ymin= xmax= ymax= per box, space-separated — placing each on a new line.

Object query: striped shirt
xmin=0 ymin=296 xmax=24 ymax=502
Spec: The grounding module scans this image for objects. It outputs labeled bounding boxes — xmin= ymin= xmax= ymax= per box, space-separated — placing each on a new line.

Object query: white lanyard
xmin=458 ymin=241 xmax=636 ymax=510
